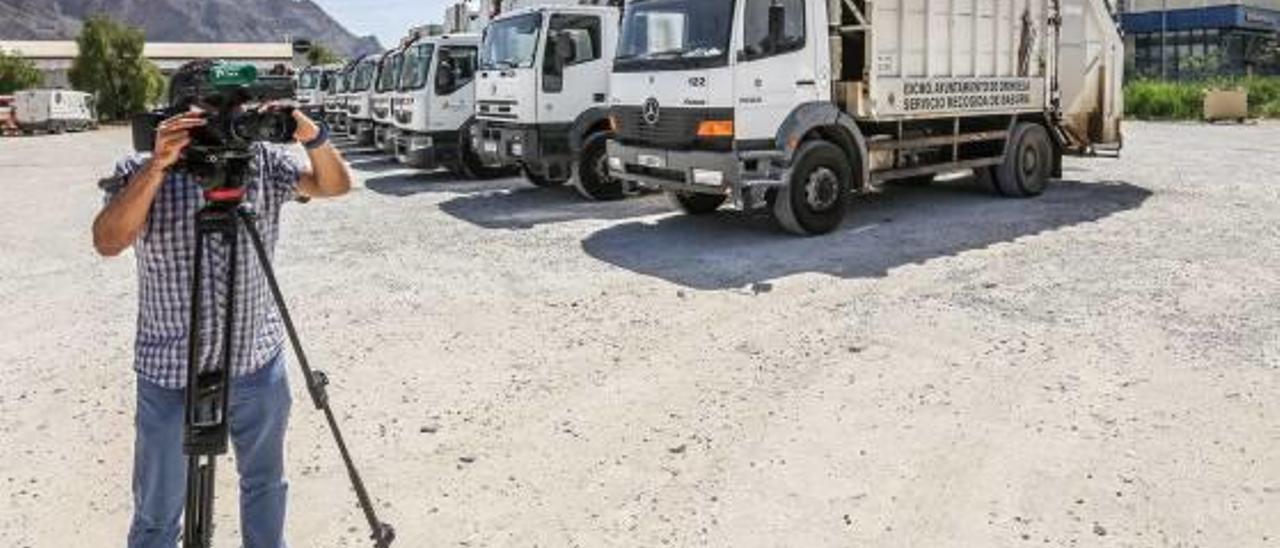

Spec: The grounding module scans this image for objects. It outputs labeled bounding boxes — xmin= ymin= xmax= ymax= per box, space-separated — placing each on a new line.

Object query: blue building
xmin=1120 ymin=2 xmax=1280 ymax=79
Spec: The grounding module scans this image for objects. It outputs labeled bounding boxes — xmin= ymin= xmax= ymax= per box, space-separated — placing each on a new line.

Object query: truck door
xmin=539 ymin=12 xmax=609 ymax=128
xmin=732 ymin=0 xmax=819 ymax=141
xmin=433 ymin=45 xmax=479 ymax=132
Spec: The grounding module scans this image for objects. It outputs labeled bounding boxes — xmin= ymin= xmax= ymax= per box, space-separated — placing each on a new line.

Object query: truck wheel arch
xmin=777 ymin=102 xmax=869 ymax=190
xmin=569 ymin=107 xmax=613 ymax=155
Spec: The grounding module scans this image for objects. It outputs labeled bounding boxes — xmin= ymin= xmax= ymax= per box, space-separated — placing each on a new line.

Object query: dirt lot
xmin=1 ymin=122 xmax=1277 ymax=547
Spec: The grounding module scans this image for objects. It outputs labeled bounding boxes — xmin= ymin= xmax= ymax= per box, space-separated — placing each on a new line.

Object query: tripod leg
xmin=237 ymin=209 xmax=395 ymax=547
xmin=183 ymin=210 xmax=239 ymax=548
xmin=184 ymin=455 xmax=217 ymax=548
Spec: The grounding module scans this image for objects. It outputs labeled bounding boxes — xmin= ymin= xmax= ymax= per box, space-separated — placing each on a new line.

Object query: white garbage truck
xmin=392 ymin=33 xmax=510 ymax=177
xmin=325 ymin=62 xmax=355 ymax=133
xmin=346 ymin=52 xmax=387 ymax=146
xmin=471 ymin=0 xmax=630 ymax=200
xmin=372 ymin=48 xmax=408 ymax=152
xmin=606 ymin=0 xmax=1123 ymax=234
xmin=14 ymin=89 xmax=97 ymax=134
xmin=297 ymin=63 xmax=340 ymax=120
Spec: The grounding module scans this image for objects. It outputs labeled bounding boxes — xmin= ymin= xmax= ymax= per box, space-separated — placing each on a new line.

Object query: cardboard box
xmin=1204 ymin=89 xmax=1248 ymax=122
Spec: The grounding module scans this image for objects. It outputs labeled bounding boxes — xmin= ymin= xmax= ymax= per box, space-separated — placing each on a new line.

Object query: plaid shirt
xmin=102 ymin=144 xmax=303 ymax=389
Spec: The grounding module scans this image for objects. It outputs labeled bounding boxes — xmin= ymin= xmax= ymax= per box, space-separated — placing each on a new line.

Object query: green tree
xmin=68 ymin=16 xmax=166 ymax=120
xmin=0 ymin=48 xmax=43 ymax=94
xmin=307 ymin=44 xmax=343 ymax=66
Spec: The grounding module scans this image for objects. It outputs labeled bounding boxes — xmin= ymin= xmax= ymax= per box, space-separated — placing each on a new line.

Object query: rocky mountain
xmin=0 ymin=0 xmax=382 ymax=57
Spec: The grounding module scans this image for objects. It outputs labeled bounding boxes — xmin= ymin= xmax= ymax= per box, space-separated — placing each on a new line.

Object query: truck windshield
xmin=400 ymin=43 xmax=435 ymax=90
xmin=377 ymin=53 xmax=404 ymax=92
xmin=616 ymin=0 xmax=735 ymax=72
xmin=298 ymin=69 xmax=321 ymax=90
xmin=353 ymin=60 xmax=377 ymax=91
xmin=480 ymin=13 xmax=542 ymax=70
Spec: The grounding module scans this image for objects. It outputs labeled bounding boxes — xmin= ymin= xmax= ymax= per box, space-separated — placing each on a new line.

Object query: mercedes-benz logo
xmin=642 ymin=97 xmax=661 ymax=126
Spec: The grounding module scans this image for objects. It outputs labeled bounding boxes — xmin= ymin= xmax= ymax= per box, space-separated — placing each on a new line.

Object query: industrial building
xmin=1119 ymin=0 xmax=1280 ymax=79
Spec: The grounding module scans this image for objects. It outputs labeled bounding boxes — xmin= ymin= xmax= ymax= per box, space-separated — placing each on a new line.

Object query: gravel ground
xmin=0 ymin=121 xmax=1277 ymax=547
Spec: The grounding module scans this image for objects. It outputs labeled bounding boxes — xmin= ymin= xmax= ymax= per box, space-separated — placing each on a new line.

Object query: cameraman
xmin=92 ymin=60 xmax=353 ymax=548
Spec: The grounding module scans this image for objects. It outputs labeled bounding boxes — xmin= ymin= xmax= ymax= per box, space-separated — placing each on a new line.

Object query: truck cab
xmin=607 ymin=0 xmax=1123 ymax=234
xmin=471 ymin=2 xmax=627 ymax=200
xmin=325 ymin=62 xmax=353 ymax=133
xmin=297 ymin=64 xmax=338 ymax=120
xmin=372 ymin=49 xmax=408 ymax=152
xmin=392 ymin=33 xmax=499 ymax=176
xmin=346 ymin=52 xmax=385 ymax=146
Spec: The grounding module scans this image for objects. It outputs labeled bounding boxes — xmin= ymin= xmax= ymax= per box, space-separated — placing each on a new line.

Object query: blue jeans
xmin=128 ymin=352 xmax=292 ymax=548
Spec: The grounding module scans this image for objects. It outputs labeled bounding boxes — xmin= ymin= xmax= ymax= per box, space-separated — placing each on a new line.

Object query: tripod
xmin=183 ymin=185 xmax=395 ymax=548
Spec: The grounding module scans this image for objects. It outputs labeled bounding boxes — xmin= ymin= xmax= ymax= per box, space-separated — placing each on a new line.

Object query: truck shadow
xmin=580 ymin=178 xmax=1152 ymax=290
xmin=363 ymin=171 xmax=521 ymax=197
xmin=437 ymin=187 xmax=673 ymax=229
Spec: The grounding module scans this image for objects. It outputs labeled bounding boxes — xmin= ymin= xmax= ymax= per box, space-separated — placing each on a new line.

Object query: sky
xmin=311 ymin=0 xmax=454 ymax=47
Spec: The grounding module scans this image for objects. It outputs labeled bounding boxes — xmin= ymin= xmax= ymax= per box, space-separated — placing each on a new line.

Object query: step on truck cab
xmin=372 ymin=48 xmax=408 ymax=153
xmin=392 ymin=33 xmax=502 ymax=176
xmin=346 ymin=52 xmax=386 ymax=146
xmin=471 ymin=0 xmax=629 ymax=200
xmin=606 ymin=0 xmax=1123 ymax=234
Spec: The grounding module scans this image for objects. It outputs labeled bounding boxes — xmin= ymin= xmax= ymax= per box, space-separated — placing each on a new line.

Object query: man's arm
xmin=292 ymin=110 xmax=352 ymax=198
xmin=92 ymin=112 xmax=205 ymax=257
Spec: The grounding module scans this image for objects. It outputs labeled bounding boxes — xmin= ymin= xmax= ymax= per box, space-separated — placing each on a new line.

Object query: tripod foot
xmin=372 ymin=522 xmax=395 ymax=547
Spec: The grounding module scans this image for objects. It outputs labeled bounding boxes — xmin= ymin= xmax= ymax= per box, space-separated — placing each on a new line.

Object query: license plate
xmin=483 ymin=141 xmax=498 ymax=153
xmin=637 ymin=154 xmax=664 ymax=168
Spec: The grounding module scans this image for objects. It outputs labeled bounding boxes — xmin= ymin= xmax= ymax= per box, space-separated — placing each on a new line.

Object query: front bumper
xmin=349 ymin=118 xmax=374 ymax=143
xmin=471 ymin=121 xmax=535 ymax=167
xmin=607 ymin=141 xmax=789 ymax=210
xmin=471 ymin=121 xmax=572 ymax=180
xmin=374 ymin=124 xmax=398 ymax=153
xmin=395 ymin=132 xmax=438 ymax=168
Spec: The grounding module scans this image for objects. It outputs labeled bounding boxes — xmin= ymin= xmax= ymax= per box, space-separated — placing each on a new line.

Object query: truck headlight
xmin=692 ymin=169 xmax=724 ymax=186
xmin=608 ymin=157 xmax=623 ymax=171
xmin=510 ymin=143 xmax=523 ymax=157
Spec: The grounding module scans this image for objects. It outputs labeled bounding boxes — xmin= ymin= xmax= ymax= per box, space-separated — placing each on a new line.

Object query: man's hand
xmin=292 ymin=109 xmax=321 ymax=144
xmin=290 ymin=108 xmax=353 ymax=198
xmin=153 ymin=110 xmax=205 ymax=171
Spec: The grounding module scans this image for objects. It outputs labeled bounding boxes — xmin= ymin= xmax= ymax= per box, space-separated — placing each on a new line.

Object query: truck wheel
xmin=51 ymin=122 xmax=65 ymax=134
xmin=773 ymin=141 xmax=851 ymax=236
xmin=524 ymin=167 xmax=567 ymax=188
xmin=667 ymin=191 xmax=726 ymax=215
xmin=572 ymin=132 xmax=625 ymax=201
xmin=995 ymin=123 xmax=1052 ymax=197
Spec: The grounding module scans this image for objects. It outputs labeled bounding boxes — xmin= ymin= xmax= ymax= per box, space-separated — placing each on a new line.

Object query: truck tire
xmin=572 ymin=132 xmax=626 ymax=201
xmin=51 ymin=122 xmax=65 ymax=134
xmin=994 ymin=123 xmax=1052 ymax=197
xmin=773 ymin=141 xmax=851 ymax=236
xmin=667 ymin=191 xmax=726 ymax=215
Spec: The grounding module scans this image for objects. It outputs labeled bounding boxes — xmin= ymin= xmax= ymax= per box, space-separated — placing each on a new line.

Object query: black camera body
xmin=132 ymin=63 xmax=299 ymax=193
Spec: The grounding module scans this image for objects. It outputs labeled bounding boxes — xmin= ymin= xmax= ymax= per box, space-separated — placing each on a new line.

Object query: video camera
xmin=132 ymin=62 xmax=298 ymax=192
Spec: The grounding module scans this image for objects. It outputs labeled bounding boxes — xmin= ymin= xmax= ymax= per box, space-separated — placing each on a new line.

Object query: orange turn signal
xmin=607 ymin=114 xmax=619 ymax=132
xmin=695 ymin=120 xmax=734 ymax=138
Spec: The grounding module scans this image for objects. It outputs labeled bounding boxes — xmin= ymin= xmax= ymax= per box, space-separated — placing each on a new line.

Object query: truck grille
xmin=612 ymin=106 xmax=733 ymax=151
